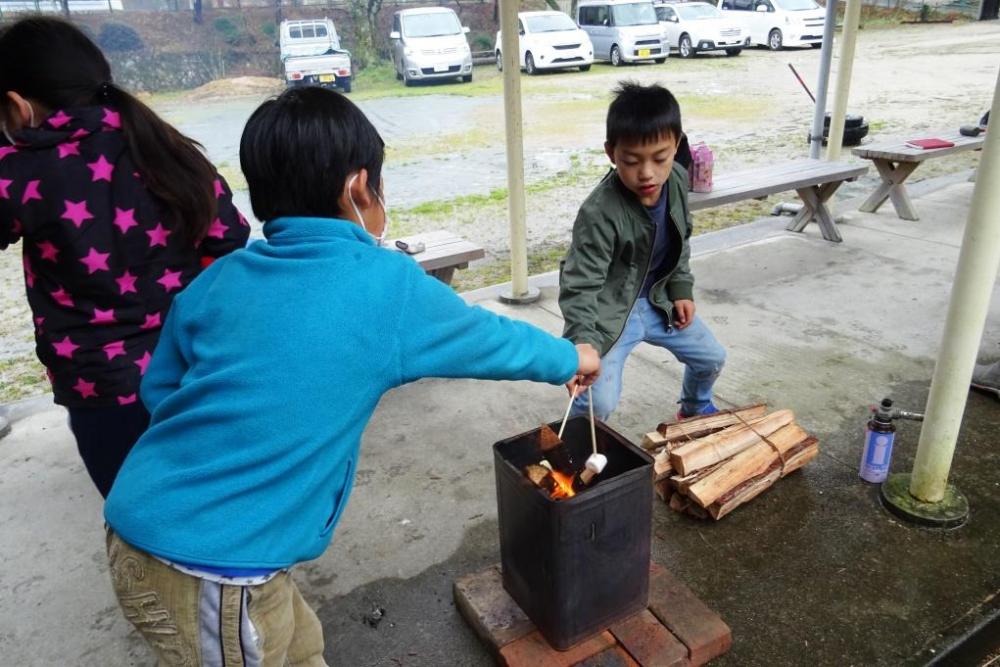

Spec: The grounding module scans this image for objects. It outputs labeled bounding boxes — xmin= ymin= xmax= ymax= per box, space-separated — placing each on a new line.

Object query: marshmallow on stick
xmin=579 ymin=453 xmax=607 ymax=486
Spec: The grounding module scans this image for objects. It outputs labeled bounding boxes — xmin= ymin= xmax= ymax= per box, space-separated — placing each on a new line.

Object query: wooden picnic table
xmin=390 ymin=230 xmax=485 ymax=285
xmin=851 ymin=130 xmax=985 ymax=221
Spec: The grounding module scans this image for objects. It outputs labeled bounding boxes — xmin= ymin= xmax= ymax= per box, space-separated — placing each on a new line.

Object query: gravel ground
xmin=2 ymin=20 xmax=997 ymax=401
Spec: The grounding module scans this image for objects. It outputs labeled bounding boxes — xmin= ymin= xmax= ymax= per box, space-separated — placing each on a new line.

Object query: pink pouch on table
xmin=689 ymin=142 xmax=714 ymax=193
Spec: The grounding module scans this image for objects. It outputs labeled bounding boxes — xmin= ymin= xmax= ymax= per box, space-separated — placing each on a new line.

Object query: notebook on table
xmin=905 ymin=138 xmax=956 ymax=150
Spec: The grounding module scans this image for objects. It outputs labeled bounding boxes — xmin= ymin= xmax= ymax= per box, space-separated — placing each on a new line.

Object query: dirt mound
xmin=187 ymin=77 xmax=283 ymax=101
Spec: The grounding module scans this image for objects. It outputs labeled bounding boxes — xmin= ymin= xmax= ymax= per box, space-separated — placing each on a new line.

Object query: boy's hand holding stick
xmin=567 ymin=343 xmax=600 ymax=394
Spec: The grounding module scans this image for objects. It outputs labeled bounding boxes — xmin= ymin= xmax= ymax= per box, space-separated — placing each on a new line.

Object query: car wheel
xmin=395 ymin=63 xmax=402 ymax=80
xmin=679 ymin=34 xmax=694 ymax=58
xmin=496 ymin=50 xmax=503 ymax=71
xmin=341 ymin=79 xmax=352 ymax=93
xmin=580 ymin=63 xmax=591 ymax=71
xmin=462 ymin=73 xmax=472 ymax=83
xmin=403 ymin=69 xmax=414 ymax=87
xmin=525 ymin=52 xmax=537 ymax=75
xmin=654 ymin=57 xmax=666 ymax=64
xmin=768 ymin=28 xmax=783 ymax=50
xmin=811 ymin=42 xmax=822 ymax=48
xmin=725 ymin=47 xmax=742 ymax=56
xmin=610 ymin=44 xmax=623 ymax=66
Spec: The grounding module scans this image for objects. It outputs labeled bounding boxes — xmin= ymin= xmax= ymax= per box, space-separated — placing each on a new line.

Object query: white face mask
xmin=347 ymin=173 xmax=390 ymax=247
xmin=1 ymin=102 xmax=35 ymax=145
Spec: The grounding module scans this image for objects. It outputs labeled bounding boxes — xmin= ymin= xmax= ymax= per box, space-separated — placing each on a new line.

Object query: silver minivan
xmin=390 ymin=7 xmax=474 ymax=86
xmin=577 ymin=0 xmax=669 ymax=66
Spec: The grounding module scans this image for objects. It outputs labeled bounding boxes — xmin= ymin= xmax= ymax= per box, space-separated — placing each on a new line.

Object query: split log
xmin=668 ymin=492 xmax=690 ymax=513
xmin=669 ymin=460 xmax=725 ymax=494
xmin=524 ymin=464 xmax=556 ymax=493
xmin=643 ymin=430 xmax=670 ymax=450
xmin=707 ymin=437 xmax=819 ymax=519
xmin=669 ymin=409 xmax=795 ymax=476
xmin=537 ymin=425 xmax=575 ymax=474
xmin=652 ymin=404 xmax=768 ymax=445
xmin=684 ymin=423 xmax=809 ymax=508
xmin=653 ymin=448 xmax=674 ymax=481
xmin=654 ymin=479 xmax=672 ymax=502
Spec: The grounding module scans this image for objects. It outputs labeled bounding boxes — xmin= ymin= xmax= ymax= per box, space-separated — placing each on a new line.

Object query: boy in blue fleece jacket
xmin=103 ymin=87 xmax=600 ymax=666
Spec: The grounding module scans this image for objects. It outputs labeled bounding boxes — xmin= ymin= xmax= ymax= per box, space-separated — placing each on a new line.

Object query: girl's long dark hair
xmin=0 ymin=17 xmax=216 ymax=241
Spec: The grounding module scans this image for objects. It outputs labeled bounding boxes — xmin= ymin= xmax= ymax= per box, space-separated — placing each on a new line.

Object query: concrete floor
xmin=1 ymin=172 xmax=998 ymax=666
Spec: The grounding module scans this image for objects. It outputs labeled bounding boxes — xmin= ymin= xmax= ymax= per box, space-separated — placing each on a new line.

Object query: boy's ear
xmin=604 ymin=141 xmax=616 ymax=165
xmin=4 ymin=91 xmax=34 ymax=128
xmin=348 ymin=168 xmax=374 ymax=208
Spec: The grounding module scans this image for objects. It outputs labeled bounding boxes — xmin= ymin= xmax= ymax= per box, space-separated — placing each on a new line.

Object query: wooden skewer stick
xmin=588 ymin=386 xmax=597 ymax=456
xmin=557 ymin=386 xmax=580 ymax=440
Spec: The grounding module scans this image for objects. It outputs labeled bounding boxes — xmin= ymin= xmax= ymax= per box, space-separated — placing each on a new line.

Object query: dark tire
xmin=679 ymin=34 xmax=694 ymax=58
xmin=725 ymin=47 xmax=742 ymax=56
xmin=496 ymin=50 xmax=503 ymax=70
xmin=525 ymin=52 xmax=537 ymax=75
xmin=654 ymin=57 xmax=666 ymax=64
xmin=340 ymin=79 xmax=352 ymax=93
xmin=768 ymin=28 xmax=783 ymax=50
xmin=403 ymin=70 xmax=414 ymax=87
xmin=580 ymin=63 xmax=591 ymax=71
xmin=395 ymin=67 xmax=402 ymax=81
xmin=610 ymin=44 xmax=624 ymax=66
xmin=462 ymin=73 xmax=472 ymax=83
xmin=811 ymin=42 xmax=822 ymax=48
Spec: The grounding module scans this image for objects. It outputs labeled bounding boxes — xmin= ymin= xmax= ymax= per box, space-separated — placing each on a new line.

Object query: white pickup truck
xmin=279 ymin=19 xmax=353 ymax=93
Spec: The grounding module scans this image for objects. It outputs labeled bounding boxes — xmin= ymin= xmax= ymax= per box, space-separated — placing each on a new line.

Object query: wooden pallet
xmin=454 ymin=562 xmax=731 ymax=666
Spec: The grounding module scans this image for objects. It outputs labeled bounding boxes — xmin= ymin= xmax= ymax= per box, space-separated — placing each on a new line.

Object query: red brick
xmin=646 ymin=565 xmax=732 ymax=666
xmin=610 ymin=609 xmax=690 ymax=667
xmin=453 ymin=565 xmax=536 ymax=650
xmin=574 ymin=646 xmax=642 ymax=667
xmin=499 ymin=630 xmax=617 ymax=667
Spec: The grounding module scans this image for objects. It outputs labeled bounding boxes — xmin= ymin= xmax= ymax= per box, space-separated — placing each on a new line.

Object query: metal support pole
xmin=498 ymin=0 xmax=540 ymax=305
xmin=825 ymin=0 xmax=861 ymax=161
xmin=881 ymin=67 xmax=1000 ymax=527
xmin=808 ymin=0 xmax=838 ymax=159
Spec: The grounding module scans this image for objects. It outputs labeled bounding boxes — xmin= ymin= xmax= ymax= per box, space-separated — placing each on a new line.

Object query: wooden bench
xmin=390 ymin=230 xmax=485 ymax=285
xmin=851 ymin=130 xmax=985 ymax=221
xmin=689 ymin=158 xmax=869 ymax=243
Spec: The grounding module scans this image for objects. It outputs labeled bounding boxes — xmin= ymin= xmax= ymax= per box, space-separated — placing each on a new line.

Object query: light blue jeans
xmin=571 ymin=298 xmax=726 ymax=421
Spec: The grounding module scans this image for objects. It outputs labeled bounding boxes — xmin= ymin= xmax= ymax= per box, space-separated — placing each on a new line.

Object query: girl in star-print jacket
xmin=0 ymin=18 xmax=249 ymax=497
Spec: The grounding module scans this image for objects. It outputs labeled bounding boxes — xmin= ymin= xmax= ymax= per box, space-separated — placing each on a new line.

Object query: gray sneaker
xmin=971 ymin=361 xmax=1000 ymax=399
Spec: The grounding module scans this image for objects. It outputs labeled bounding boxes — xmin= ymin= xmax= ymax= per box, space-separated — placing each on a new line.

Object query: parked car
xmin=279 ymin=19 xmax=353 ymax=93
xmin=655 ymin=2 xmax=745 ymax=57
xmin=576 ymin=0 xmax=669 ymax=66
xmin=716 ymin=0 xmax=825 ymax=50
xmin=390 ymin=7 xmax=474 ymax=86
xmin=494 ymin=10 xmax=594 ymax=74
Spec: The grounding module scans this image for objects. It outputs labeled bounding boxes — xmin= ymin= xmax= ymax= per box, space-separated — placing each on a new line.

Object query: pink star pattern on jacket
xmin=48 ymin=111 xmax=73 ymax=128
xmin=113 ymin=207 xmax=138 ymax=234
xmin=146 ymin=222 xmax=171 ymax=248
xmin=90 ymin=307 xmax=117 ymax=324
xmin=206 ymin=218 xmax=228 ymax=239
xmin=53 ymin=335 xmax=80 ymax=359
xmin=103 ymin=340 xmax=127 ymax=360
xmin=62 ymin=200 xmax=94 ymax=228
xmin=57 ymin=142 xmax=80 ymax=159
xmin=157 ymin=268 xmax=183 ymax=292
xmin=134 ymin=351 xmax=152 ymax=375
xmin=102 ymin=108 xmax=121 ymax=129
xmin=115 ymin=270 xmax=138 ymax=295
xmin=87 ymin=155 xmax=114 ymax=183
xmin=2 ymin=106 xmax=249 ymax=408
xmin=73 ymin=377 xmax=98 ymax=399
xmin=140 ymin=312 xmax=161 ymax=330
xmin=50 ymin=287 xmax=74 ymax=308
xmin=80 ymin=247 xmax=111 ymax=274
xmin=21 ymin=179 xmax=42 ymax=204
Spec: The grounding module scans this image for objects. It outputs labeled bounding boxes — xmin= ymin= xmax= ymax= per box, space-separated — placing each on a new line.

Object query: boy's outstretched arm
xmin=559 ymin=208 xmax=617 ymax=350
xmin=396 ymin=263 xmax=585 ymax=387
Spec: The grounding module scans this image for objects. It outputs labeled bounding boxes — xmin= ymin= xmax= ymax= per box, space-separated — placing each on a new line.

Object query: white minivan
xmin=390 ymin=7 xmax=474 ymax=86
xmin=494 ymin=11 xmax=594 ymax=74
xmin=577 ymin=0 xmax=669 ymax=66
xmin=716 ymin=0 xmax=825 ymax=50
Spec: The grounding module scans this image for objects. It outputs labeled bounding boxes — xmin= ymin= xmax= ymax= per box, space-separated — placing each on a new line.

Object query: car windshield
xmin=402 ymin=12 xmax=462 ymax=37
xmin=773 ymin=0 xmax=820 ymax=10
xmin=612 ymin=3 xmax=658 ymax=25
xmin=525 ymin=14 xmax=578 ymax=32
xmin=677 ymin=4 xmax=723 ymax=19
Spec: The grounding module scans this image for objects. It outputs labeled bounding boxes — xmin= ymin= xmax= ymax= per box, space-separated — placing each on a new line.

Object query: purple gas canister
xmin=859 ymin=398 xmax=897 ymax=483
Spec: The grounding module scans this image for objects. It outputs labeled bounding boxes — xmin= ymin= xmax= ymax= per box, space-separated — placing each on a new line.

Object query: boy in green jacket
xmin=560 ymin=82 xmax=726 ymax=420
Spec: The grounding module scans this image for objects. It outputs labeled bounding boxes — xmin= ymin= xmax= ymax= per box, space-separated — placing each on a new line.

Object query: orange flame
xmin=549 ymin=470 xmax=576 ymax=499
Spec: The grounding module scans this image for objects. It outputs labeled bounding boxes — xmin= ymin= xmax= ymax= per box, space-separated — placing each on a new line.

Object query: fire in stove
xmin=521 ymin=425 xmax=611 ymax=499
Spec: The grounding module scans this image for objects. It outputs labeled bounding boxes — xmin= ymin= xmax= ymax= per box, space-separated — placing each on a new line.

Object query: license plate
xmin=433 ymin=64 xmax=449 ymax=72
xmin=638 ymin=48 xmax=651 ymax=57
xmin=319 ymin=74 xmax=335 ymax=83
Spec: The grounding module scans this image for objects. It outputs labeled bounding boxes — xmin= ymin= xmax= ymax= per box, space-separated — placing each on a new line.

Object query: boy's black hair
xmin=606 ymin=82 xmax=683 ymax=147
xmin=240 ymin=87 xmax=385 ymax=222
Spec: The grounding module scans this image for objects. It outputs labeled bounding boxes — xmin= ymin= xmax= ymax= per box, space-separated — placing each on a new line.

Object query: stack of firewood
xmin=641 ymin=404 xmax=819 ymax=520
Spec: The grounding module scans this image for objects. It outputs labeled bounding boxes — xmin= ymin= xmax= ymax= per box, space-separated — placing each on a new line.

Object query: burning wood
xmin=648 ymin=405 xmax=820 ymax=520
xmin=523 ymin=463 xmax=577 ymax=499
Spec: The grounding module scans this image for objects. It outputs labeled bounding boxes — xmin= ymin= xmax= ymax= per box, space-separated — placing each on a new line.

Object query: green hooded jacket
xmin=559 ymin=163 xmax=694 ymax=356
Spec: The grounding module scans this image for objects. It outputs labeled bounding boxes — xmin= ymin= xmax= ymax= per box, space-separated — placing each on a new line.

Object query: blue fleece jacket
xmin=104 ymin=217 xmax=577 ymax=569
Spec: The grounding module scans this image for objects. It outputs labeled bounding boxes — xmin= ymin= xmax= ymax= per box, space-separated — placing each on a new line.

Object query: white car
xmin=716 ymin=0 xmax=825 ymax=50
xmin=655 ymin=2 xmax=745 ymax=57
xmin=390 ymin=7 xmax=474 ymax=85
xmin=494 ymin=11 xmax=594 ymax=74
